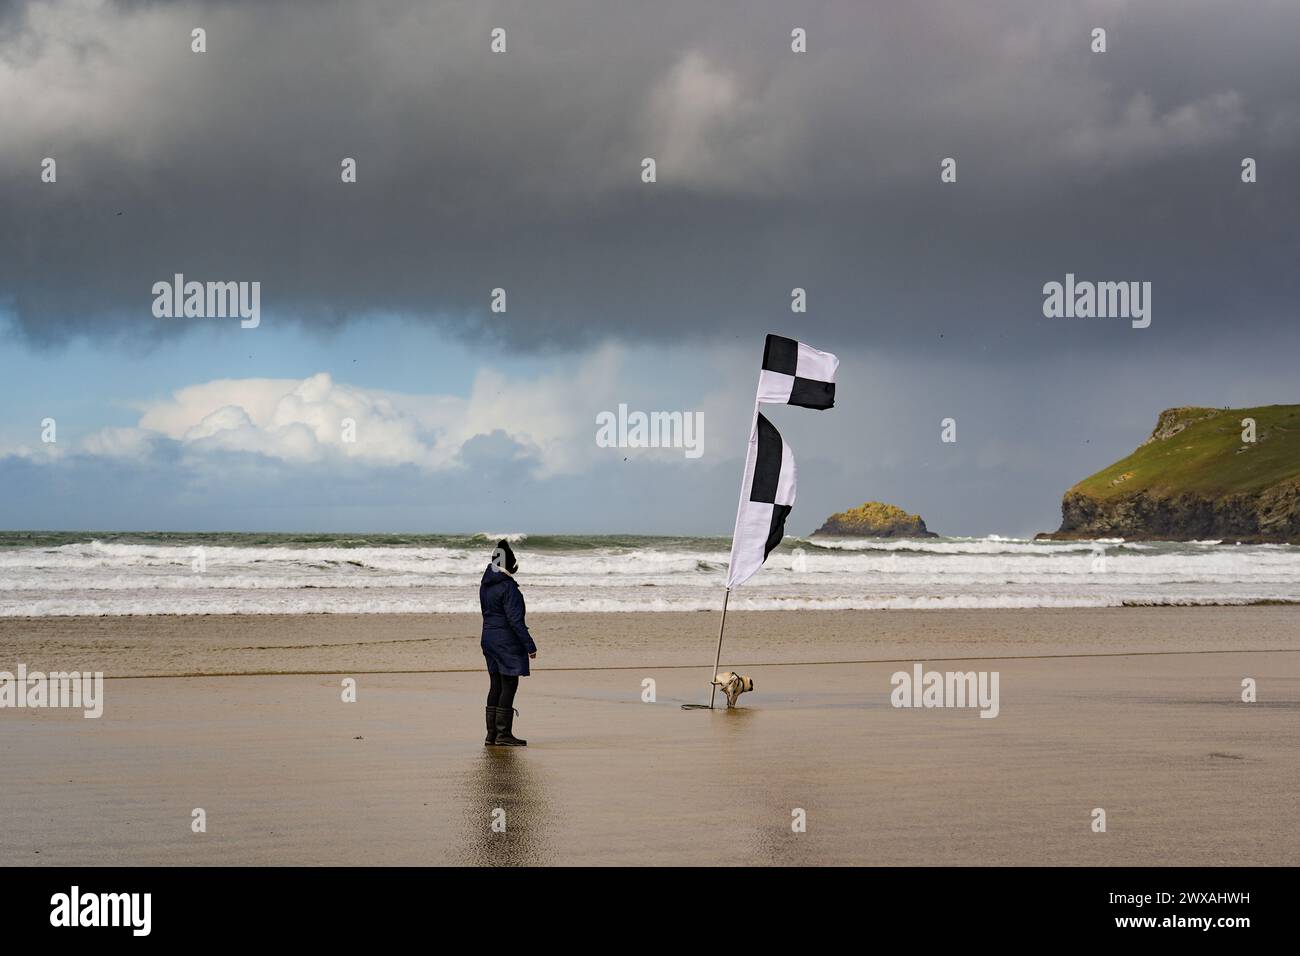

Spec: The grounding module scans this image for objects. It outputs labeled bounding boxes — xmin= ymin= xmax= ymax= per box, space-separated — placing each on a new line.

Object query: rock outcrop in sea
xmin=813 ymin=501 xmax=939 ymax=538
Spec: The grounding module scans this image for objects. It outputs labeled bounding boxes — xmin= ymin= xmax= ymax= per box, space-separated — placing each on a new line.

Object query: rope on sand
xmin=95 ymin=646 xmax=1300 ymax=680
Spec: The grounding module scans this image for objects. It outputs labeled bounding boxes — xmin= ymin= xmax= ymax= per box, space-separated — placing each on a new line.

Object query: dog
xmin=713 ymin=671 xmax=754 ymax=708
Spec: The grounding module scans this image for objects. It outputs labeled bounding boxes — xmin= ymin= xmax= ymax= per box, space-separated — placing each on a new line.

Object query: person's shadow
xmin=459 ymin=747 xmax=551 ymax=866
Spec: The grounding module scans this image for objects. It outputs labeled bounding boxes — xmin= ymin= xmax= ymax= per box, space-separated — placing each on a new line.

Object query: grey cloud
xmin=1 ymin=0 xmax=1297 ymax=360
xmin=457 ymin=428 xmax=537 ymax=480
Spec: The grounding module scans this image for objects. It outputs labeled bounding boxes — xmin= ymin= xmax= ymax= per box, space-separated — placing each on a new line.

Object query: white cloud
xmin=79 ymin=426 xmax=158 ymax=460
xmin=81 ymin=348 xmax=629 ymax=476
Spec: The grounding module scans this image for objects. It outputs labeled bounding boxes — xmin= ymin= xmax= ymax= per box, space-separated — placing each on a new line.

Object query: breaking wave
xmin=0 ymin=532 xmax=1296 ymax=616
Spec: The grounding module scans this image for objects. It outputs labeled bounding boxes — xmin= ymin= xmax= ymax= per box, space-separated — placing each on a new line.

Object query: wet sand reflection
xmin=459 ymin=747 xmax=551 ymax=866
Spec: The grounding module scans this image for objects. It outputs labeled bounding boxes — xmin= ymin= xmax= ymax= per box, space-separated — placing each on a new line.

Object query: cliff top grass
xmin=1072 ymin=405 xmax=1300 ymax=501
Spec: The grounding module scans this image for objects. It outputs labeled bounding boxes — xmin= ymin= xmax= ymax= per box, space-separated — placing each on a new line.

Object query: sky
xmin=1 ymin=0 xmax=1298 ymax=536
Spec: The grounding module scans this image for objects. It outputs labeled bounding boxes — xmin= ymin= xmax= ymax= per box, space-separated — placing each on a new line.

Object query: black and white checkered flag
xmin=727 ymin=412 xmax=797 ymax=588
xmin=726 ymin=335 xmax=838 ymax=589
xmin=756 ymin=333 xmax=838 ymax=410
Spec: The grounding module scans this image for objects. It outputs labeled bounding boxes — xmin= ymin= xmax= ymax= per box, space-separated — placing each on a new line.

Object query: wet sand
xmin=2 ymin=608 xmax=1298 ymax=865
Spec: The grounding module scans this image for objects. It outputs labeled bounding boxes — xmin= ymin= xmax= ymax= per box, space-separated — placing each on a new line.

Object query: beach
xmin=3 ymin=607 xmax=1298 ymax=866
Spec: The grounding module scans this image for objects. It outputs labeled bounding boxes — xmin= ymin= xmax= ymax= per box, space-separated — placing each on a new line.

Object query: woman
xmin=480 ymin=539 xmax=537 ymax=747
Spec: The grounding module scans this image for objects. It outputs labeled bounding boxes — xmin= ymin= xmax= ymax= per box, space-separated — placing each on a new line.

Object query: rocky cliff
xmin=814 ymin=501 xmax=939 ymax=538
xmin=1038 ymin=405 xmax=1300 ymax=543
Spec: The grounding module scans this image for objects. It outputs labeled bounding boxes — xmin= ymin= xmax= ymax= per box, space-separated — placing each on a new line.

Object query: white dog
xmin=713 ymin=671 xmax=754 ymax=708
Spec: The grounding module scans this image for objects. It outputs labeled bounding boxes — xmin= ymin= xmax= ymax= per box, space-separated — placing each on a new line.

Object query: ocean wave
xmin=5 ymin=591 xmax=1298 ymax=616
xmin=799 ymin=535 xmax=1152 ymax=555
xmin=2 ymin=534 xmax=1299 ymax=616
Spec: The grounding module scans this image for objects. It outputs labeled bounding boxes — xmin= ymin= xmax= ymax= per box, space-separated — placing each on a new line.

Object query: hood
xmin=481 ymin=563 xmax=513 ymax=588
xmin=489 ymin=538 xmax=519 ymax=574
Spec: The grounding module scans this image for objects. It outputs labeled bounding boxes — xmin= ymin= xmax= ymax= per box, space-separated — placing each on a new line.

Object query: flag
xmin=756 ymin=333 xmax=838 ymax=409
xmin=726 ymin=334 xmax=838 ymax=589
xmin=726 ymin=413 xmax=796 ymax=589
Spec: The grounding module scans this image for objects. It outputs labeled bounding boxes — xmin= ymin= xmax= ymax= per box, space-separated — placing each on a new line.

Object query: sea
xmin=1 ymin=531 xmax=1297 ymax=616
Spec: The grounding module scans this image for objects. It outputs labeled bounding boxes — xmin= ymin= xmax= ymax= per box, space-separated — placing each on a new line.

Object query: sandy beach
xmin=2 ymin=607 xmax=1298 ymax=866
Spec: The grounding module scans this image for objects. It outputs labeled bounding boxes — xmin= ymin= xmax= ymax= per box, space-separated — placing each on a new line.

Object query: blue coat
xmin=480 ymin=564 xmax=537 ymax=676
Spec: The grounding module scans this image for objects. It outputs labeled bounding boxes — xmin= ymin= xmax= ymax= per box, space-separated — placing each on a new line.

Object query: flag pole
xmin=706 ymin=395 xmax=759 ymax=709
xmin=708 ymin=587 xmax=731 ymax=709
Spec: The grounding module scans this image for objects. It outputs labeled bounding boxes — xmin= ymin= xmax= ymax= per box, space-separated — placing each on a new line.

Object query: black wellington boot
xmin=484 ymin=706 xmax=498 ymax=746
xmin=493 ymin=706 xmax=527 ymax=747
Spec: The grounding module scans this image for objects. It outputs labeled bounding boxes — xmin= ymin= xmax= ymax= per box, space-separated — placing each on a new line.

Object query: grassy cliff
xmin=1042 ymin=405 xmax=1300 ymax=542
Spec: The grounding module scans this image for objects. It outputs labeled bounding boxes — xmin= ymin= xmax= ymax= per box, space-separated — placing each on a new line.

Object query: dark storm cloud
xmin=2 ymin=0 xmax=1297 ymax=358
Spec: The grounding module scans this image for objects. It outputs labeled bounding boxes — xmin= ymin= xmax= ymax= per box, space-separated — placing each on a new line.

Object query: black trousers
xmin=486 ymin=672 xmax=519 ymax=712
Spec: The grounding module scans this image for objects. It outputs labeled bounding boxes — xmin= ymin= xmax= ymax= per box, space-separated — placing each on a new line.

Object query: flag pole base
xmin=681 ymin=589 xmax=733 ymax=711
